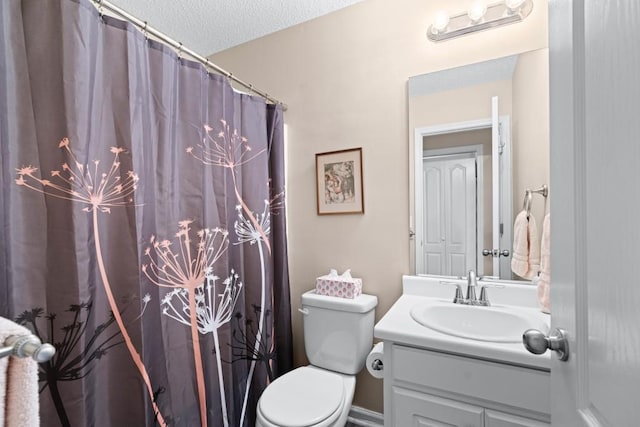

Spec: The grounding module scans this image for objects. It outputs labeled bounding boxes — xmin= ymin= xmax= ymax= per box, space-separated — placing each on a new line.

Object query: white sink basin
xmin=410 ymin=301 xmax=549 ymax=343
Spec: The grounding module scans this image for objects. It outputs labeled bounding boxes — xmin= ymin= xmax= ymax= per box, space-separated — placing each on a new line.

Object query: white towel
xmin=511 ymin=210 xmax=540 ymax=279
xmin=537 ymin=213 xmax=551 ymax=313
xmin=0 ymin=317 xmax=40 ymax=427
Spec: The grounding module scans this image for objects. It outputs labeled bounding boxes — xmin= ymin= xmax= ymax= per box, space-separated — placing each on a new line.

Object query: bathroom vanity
xmin=374 ymin=275 xmax=551 ymax=427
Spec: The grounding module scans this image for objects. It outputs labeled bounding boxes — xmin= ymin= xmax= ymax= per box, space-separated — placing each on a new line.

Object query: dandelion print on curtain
xmin=0 ymin=0 xmax=292 ymax=426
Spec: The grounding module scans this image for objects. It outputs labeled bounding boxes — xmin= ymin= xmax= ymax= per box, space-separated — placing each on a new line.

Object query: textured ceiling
xmin=108 ymin=0 xmax=364 ymax=56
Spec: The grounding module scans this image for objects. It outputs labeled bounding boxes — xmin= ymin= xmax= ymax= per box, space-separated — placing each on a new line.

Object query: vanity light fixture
xmin=468 ymin=1 xmax=488 ymax=24
xmin=431 ymin=10 xmax=450 ymax=34
xmin=427 ymin=0 xmax=533 ymax=42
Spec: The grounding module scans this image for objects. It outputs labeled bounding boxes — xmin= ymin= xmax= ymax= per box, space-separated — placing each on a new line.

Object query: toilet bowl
xmin=255 ymin=290 xmax=377 ymax=427
xmin=255 ymin=366 xmax=355 ymax=427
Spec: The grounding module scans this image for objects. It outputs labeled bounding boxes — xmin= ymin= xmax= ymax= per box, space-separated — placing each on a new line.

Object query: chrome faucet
xmin=466 ymin=270 xmax=478 ymax=303
xmin=442 ymin=270 xmax=492 ymax=306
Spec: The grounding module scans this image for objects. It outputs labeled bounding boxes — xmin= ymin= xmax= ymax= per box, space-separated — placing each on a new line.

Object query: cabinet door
xmin=485 ymin=410 xmax=549 ymax=427
xmin=392 ymin=387 xmax=483 ymax=427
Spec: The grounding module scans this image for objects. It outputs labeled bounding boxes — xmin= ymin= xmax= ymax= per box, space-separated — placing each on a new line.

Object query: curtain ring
xmin=177 ymin=43 xmax=183 ymax=60
xmin=143 ymin=21 xmax=148 ymax=40
xmin=97 ymin=0 xmax=104 ymax=21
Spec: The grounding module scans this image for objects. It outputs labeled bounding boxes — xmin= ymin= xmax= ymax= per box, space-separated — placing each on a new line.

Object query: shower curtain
xmin=0 ymin=0 xmax=292 ymax=426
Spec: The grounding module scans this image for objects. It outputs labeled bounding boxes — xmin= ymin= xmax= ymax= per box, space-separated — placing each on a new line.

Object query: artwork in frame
xmin=315 ymin=147 xmax=364 ymax=215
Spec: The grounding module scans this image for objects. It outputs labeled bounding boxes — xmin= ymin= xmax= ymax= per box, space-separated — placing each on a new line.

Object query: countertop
xmin=374 ymin=275 xmax=551 ymax=370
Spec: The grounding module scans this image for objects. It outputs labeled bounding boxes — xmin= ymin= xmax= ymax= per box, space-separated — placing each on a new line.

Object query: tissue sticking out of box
xmin=315 ymin=268 xmax=362 ymax=299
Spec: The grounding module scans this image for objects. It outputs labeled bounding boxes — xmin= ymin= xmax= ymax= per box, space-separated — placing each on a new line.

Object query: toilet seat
xmin=258 ymin=366 xmax=346 ymax=427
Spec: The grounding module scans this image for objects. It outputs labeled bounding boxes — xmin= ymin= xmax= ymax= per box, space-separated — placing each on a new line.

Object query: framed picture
xmin=316 ymin=147 xmax=364 ymax=215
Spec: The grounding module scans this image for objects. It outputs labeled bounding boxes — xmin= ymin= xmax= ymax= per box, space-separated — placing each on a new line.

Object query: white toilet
xmin=255 ymin=289 xmax=378 ymax=427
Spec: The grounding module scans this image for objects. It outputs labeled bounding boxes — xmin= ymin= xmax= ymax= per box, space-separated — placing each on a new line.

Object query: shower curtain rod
xmin=91 ymin=0 xmax=288 ymax=110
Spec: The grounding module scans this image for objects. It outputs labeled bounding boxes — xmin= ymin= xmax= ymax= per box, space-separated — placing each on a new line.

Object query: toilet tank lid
xmin=301 ymin=290 xmax=378 ymax=313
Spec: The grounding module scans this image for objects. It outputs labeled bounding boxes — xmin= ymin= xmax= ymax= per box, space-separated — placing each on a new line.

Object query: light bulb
xmin=431 ymin=11 xmax=450 ymax=34
xmin=505 ymin=0 xmax=526 ymax=13
xmin=468 ymin=1 xmax=487 ymax=23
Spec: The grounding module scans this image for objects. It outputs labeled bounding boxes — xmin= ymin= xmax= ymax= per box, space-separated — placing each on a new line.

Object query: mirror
xmin=409 ymin=48 xmax=549 ymax=281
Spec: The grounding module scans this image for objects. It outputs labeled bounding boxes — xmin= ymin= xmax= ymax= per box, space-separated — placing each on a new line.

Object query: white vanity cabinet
xmin=384 ymin=343 xmax=550 ymax=427
xmin=392 ymin=387 xmax=484 ymax=426
xmin=484 ymin=410 xmax=549 ymax=427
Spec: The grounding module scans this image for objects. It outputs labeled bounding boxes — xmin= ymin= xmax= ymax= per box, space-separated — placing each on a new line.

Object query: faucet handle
xmin=453 ymin=286 xmax=465 ymax=304
xmin=478 ymin=286 xmax=491 ymax=306
xmin=477 ymin=284 xmax=504 ymax=306
xmin=440 ymin=281 xmax=465 ymax=304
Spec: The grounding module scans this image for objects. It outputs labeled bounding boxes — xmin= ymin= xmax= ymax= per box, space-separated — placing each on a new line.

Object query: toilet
xmin=256 ymin=290 xmax=378 ymax=427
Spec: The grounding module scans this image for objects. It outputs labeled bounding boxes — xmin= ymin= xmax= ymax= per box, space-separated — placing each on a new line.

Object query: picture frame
xmin=315 ymin=147 xmax=364 ymax=215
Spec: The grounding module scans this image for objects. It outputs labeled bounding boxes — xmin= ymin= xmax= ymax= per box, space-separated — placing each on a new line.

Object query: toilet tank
xmin=301 ymin=290 xmax=378 ymax=375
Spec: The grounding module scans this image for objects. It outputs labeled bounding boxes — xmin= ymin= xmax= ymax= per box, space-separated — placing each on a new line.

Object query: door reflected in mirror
xmin=409 ymin=48 xmax=549 ymax=281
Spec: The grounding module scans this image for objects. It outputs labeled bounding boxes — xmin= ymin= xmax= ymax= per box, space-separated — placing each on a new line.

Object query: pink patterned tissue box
xmin=315 ymin=275 xmax=363 ymax=299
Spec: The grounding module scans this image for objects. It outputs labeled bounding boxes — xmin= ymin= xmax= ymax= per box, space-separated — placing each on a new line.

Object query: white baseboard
xmin=346 ymin=405 xmax=384 ymax=427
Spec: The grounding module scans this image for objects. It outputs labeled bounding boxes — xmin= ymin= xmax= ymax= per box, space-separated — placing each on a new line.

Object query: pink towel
xmin=537 ymin=213 xmax=551 ymax=313
xmin=511 ymin=210 xmax=540 ymax=279
xmin=0 ymin=317 xmax=40 ymax=427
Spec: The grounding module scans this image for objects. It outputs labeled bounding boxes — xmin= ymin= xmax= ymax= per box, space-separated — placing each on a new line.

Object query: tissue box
xmin=315 ymin=275 xmax=363 ymax=299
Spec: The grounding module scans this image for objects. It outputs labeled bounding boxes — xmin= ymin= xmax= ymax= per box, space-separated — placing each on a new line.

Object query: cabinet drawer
xmin=485 ymin=409 xmax=550 ymax=426
xmin=392 ymin=386 xmax=484 ymax=427
xmin=391 ymin=344 xmax=550 ymax=415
